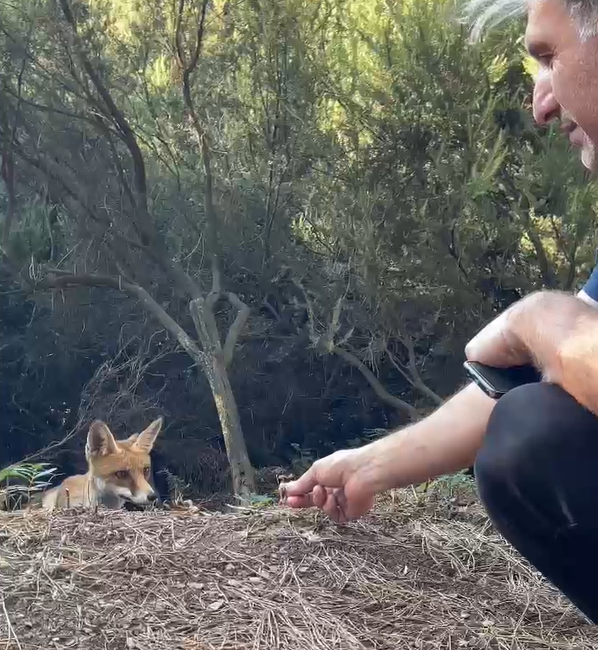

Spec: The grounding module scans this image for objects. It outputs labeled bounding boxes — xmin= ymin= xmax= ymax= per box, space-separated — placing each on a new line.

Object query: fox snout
xmin=126 ymin=482 xmax=158 ymax=505
xmin=113 ymin=484 xmax=157 ymax=506
xmin=141 ymin=490 xmax=158 ymax=504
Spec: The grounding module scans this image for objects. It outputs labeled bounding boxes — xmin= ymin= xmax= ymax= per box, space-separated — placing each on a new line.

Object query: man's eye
xmin=115 ymin=471 xmax=128 ymax=480
xmin=538 ymin=54 xmax=553 ymax=68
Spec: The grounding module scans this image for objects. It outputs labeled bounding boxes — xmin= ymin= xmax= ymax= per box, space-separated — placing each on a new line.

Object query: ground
xmin=0 ymin=482 xmax=595 ymax=650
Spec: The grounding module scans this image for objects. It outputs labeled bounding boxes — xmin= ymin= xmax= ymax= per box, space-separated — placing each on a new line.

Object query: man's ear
xmin=86 ymin=421 xmax=119 ymax=458
xmin=135 ymin=417 xmax=163 ymax=453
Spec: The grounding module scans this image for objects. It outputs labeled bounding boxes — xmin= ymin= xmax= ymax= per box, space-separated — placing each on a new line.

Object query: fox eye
xmin=114 ymin=470 xmax=128 ymax=480
xmin=143 ymin=467 xmax=150 ymax=478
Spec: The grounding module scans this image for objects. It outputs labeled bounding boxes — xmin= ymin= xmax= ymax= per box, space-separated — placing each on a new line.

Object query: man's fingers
xmin=334 ymin=488 xmax=348 ymax=522
xmin=282 ymin=484 xmax=360 ymax=524
xmin=284 ymin=494 xmax=313 ymax=508
xmin=465 ymin=310 xmax=529 ymax=368
xmin=282 ymin=485 xmax=327 ymax=510
xmin=323 ymin=490 xmax=341 ymax=522
xmin=312 ymin=485 xmax=327 ymax=509
xmin=280 ymin=466 xmax=318 ymax=497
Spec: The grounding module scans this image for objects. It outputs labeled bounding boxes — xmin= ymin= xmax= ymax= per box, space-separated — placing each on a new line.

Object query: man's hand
xmin=279 ymin=449 xmax=376 ymax=523
xmin=466 ymin=290 xmax=598 ymax=412
xmin=465 ymin=300 xmax=532 ymax=368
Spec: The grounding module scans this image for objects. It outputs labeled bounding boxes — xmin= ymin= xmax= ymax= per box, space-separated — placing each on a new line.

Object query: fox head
xmin=85 ymin=417 xmax=163 ymax=507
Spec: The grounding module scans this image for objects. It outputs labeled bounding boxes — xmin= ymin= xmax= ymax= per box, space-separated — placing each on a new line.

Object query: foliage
xmin=0 ymin=0 xmax=596 ymax=495
xmin=0 ymin=462 xmax=53 ymax=484
xmin=0 ymin=462 xmax=57 ymax=510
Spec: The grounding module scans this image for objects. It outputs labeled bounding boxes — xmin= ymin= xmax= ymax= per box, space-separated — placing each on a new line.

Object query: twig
xmin=1 ymin=597 xmax=22 ymax=650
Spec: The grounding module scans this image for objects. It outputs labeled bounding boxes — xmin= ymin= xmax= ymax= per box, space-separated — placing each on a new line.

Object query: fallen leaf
xmin=207 ymin=600 xmax=225 ymax=612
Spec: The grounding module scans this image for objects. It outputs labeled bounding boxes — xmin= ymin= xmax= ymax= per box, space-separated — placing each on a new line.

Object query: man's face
xmin=526 ymin=0 xmax=598 ymax=172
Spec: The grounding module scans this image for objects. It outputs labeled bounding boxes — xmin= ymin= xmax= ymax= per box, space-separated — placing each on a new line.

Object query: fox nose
xmin=147 ymin=492 xmax=157 ymax=502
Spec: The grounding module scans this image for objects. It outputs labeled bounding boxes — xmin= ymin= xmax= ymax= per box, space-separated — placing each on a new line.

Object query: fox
xmin=41 ymin=417 xmax=163 ymax=511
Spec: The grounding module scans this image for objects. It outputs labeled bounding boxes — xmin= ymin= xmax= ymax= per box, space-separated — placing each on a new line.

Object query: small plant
xmin=0 ymin=462 xmax=57 ymax=510
xmin=157 ymin=468 xmax=192 ymax=505
xmin=289 ymin=443 xmax=315 ymax=476
xmin=247 ymin=494 xmax=276 ymax=509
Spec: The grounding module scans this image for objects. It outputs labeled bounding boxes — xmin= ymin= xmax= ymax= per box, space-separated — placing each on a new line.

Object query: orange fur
xmin=42 ymin=417 xmax=163 ymax=511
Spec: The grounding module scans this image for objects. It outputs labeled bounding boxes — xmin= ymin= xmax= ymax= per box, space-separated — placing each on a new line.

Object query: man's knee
xmin=474 ymin=382 xmax=592 ymax=488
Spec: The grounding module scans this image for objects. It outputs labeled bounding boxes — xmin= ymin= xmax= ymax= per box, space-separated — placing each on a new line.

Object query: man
xmin=280 ymin=0 xmax=598 ymax=623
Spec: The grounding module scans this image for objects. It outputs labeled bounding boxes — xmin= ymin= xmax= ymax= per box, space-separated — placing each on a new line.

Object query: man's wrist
xmin=352 ymin=435 xmax=403 ymax=495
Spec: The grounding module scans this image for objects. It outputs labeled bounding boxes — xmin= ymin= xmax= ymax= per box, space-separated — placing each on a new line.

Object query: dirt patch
xmin=0 ymin=490 xmax=595 ymax=649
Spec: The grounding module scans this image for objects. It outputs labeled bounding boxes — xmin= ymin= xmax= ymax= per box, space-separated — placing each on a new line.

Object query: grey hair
xmin=463 ymin=0 xmax=598 ymax=42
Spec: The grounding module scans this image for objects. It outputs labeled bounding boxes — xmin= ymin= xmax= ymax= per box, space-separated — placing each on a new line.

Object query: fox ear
xmin=86 ymin=421 xmax=118 ymax=458
xmin=135 ymin=417 xmax=163 ymax=452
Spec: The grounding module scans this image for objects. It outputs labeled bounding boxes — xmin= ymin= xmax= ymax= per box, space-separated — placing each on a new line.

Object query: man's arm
xmin=355 ymin=382 xmax=495 ymax=493
xmin=283 ymin=284 xmax=598 ymax=520
xmin=283 ymin=382 xmax=495 ymax=515
xmin=359 ymin=283 xmax=598 ymax=493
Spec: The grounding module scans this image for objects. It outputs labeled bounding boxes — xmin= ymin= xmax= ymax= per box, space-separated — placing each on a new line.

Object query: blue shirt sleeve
xmin=582 ymin=264 xmax=598 ymax=302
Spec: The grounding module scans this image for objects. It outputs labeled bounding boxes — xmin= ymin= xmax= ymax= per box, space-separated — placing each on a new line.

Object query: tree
xmin=0 ymin=0 xmax=256 ymax=498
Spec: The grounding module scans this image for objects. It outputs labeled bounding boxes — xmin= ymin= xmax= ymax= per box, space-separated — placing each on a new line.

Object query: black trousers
xmin=475 ymin=382 xmax=598 ymax=622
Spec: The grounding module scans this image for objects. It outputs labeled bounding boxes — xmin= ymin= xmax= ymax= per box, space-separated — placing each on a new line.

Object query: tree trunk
xmin=190 ymin=296 xmax=255 ymax=499
xmin=204 ymin=354 xmax=255 ymax=500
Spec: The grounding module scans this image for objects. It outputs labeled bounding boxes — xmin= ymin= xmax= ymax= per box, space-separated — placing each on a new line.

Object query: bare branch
xmin=57 ymin=0 xmax=204 ymax=302
xmin=0 ymin=131 xmax=16 ymax=248
xmin=386 ymin=340 xmax=443 ymax=406
xmin=448 ymin=220 xmax=469 ymax=281
xmin=14 ymin=118 xmax=203 ymax=301
xmin=322 ymin=294 xmax=344 ymax=348
xmin=517 ymin=190 xmax=556 ymax=288
xmin=294 ymin=277 xmax=420 ymax=420
xmin=333 ymin=347 xmax=420 ymax=421
xmin=292 ymin=278 xmax=318 ymax=342
xmin=189 ymin=0 xmax=209 ymax=73
xmin=189 ymin=295 xmax=221 ymax=358
xmin=36 ymin=272 xmax=207 ymax=366
xmin=174 ymin=0 xmax=223 ymax=285
xmin=57 ymin=0 xmax=151 ymax=228
xmin=223 ymin=292 xmax=250 ymax=368
xmin=0 ymin=249 xmax=34 ymax=289
xmin=1 ymin=89 xmax=121 ymax=137
xmin=93 ymin=114 xmax=137 ymax=209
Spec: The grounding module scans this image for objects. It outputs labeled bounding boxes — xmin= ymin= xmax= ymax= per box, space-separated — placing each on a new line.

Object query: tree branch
xmin=294 ymin=277 xmax=419 ymax=420
xmin=189 ymin=294 xmax=221 ymax=358
xmin=386 ymin=340 xmax=443 ymax=406
xmin=36 ymin=272 xmax=207 ymax=366
xmin=517 ymin=191 xmax=555 ymax=288
xmin=2 ymin=89 xmax=121 ymax=137
xmin=223 ymin=292 xmax=250 ymax=368
xmin=174 ymin=0 xmax=223 ymax=286
xmin=321 ymin=294 xmax=344 ymax=349
xmin=14 ymin=145 xmax=147 ymax=258
xmin=58 ymin=0 xmax=151 ymax=228
xmin=292 ymin=277 xmax=318 ymax=342
xmin=333 ymin=347 xmax=420 ymax=421
xmin=58 ymin=0 xmax=205 ymax=300
xmin=0 ymin=132 xmax=16 ymax=248
xmin=447 ymin=220 xmax=469 ymax=281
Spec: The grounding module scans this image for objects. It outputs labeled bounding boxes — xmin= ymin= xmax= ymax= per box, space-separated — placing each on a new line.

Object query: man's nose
xmin=533 ymin=70 xmax=560 ymax=125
